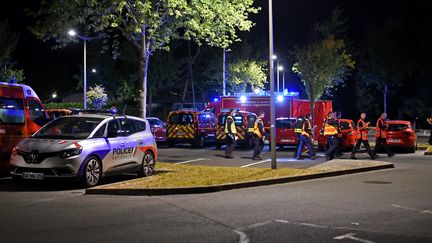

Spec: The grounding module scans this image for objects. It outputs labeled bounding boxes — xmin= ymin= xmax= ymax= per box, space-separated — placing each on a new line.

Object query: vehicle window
xmin=170 ymin=113 xmax=194 ymax=125
xmin=340 ymin=121 xmax=350 ymax=130
xmin=33 ymin=117 xmax=104 ymax=139
xmin=209 ymin=114 xmax=216 ymax=125
xmin=133 ymin=120 xmax=147 ymax=132
xmin=107 ymin=120 xmax=121 ymax=138
xmin=276 ymin=119 xmax=296 ymax=128
xmin=28 ymin=99 xmax=46 ymax=126
xmin=388 ymin=124 xmax=409 ymax=131
xmin=248 ymin=115 xmax=257 ymax=128
xmin=218 ymin=114 xmax=243 ymax=126
xmin=351 ymin=121 xmax=357 ymax=130
xmin=92 ymin=123 xmax=106 ymax=138
xmin=120 ymin=119 xmax=137 ymax=136
xmin=0 ymin=98 xmax=24 ymax=124
xmin=199 ymin=114 xmax=209 ymax=125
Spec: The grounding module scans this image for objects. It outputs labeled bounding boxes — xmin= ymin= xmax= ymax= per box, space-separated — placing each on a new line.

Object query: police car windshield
xmin=170 ymin=114 xmax=194 ymax=125
xmin=218 ymin=114 xmax=243 ymax=126
xmin=33 ymin=117 xmax=104 ymax=139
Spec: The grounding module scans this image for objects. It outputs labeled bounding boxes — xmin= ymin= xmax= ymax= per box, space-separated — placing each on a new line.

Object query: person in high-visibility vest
xmin=351 ymin=113 xmax=376 ymax=159
xmin=373 ymin=113 xmax=395 ymax=157
xmin=224 ymin=109 xmax=237 ymax=159
xmin=296 ymin=114 xmax=316 ymax=160
xmin=252 ymin=111 xmax=266 ymax=160
xmin=323 ymin=112 xmax=340 ymax=160
xmin=294 ymin=116 xmax=305 ymax=157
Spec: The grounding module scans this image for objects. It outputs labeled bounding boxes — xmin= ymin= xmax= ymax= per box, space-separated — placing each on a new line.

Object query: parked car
xmin=167 ymin=110 xmax=216 ymax=148
xmin=147 ymin=117 xmax=167 ymax=143
xmin=0 ymin=82 xmax=48 ymax=171
xmin=276 ymin=117 xmax=298 ymax=148
xmin=318 ymin=118 xmax=358 ymax=151
xmin=384 ymin=120 xmax=417 ymax=153
xmin=215 ymin=111 xmax=257 ymax=149
xmin=10 ymin=114 xmax=158 ymax=187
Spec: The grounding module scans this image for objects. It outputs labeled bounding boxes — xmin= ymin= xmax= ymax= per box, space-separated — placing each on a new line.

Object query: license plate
xmin=22 ymin=172 xmax=44 ymax=180
xmin=281 ymin=139 xmax=293 ymax=143
xmin=388 ymin=139 xmax=401 ymax=143
xmin=176 ymin=131 xmax=185 ymax=136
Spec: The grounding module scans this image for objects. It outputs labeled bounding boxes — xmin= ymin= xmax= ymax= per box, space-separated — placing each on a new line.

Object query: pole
xmin=223 ymin=48 xmax=227 ymax=96
xmin=276 ymin=60 xmax=280 ymax=93
xmin=268 ymin=0 xmax=277 ymax=169
xmin=83 ymin=40 xmax=87 ymax=110
xmin=282 ymin=71 xmax=285 ymax=92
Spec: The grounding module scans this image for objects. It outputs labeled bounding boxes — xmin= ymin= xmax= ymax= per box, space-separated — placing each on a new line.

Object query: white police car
xmin=10 ymin=113 xmax=157 ymax=187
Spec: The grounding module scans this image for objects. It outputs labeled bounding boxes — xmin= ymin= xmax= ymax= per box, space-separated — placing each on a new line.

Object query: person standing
xmin=224 ymin=109 xmax=237 ymax=159
xmin=427 ymin=114 xmax=432 ymax=145
xmin=351 ymin=113 xmax=376 ymax=159
xmin=323 ymin=112 xmax=340 ymax=160
xmin=373 ymin=113 xmax=395 ymax=157
xmin=296 ymin=114 xmax=315 ymax=160
xmin=294 ymin=116 xmax=305 ymax=157
xmin=252 ymin=111 xmax=266 ymax=160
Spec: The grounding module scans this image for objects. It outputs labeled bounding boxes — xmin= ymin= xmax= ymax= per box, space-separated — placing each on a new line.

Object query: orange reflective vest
xmin=253 ymin=118 xmax=264 ymax=138
xmin=357 ymin=119 xmax=368 ymax=140
xmin=375 ymin=118 xmax=387 ymax=139
xmin=301 ymin=119 xmax=312 ymax=138
xmin=323 ymin=122 xmax=338 ymax=136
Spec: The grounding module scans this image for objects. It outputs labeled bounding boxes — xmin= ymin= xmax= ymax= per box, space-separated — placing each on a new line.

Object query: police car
xmin=10 ymin=113 xmax=157 ymax=187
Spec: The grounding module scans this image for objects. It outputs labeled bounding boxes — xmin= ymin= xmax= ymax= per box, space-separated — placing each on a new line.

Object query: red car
xmin=318 ymin=118 xmax=358 ymax=151
xmin=384 ymin=120 xmax=417 ymax=153
xmin=147 ymin=117 xmax=167 ymax=143
xmin=276 ymin=117 xmax=298 ymax=148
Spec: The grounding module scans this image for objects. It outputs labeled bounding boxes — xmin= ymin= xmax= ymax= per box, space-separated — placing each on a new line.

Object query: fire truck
xmin=204 ymin=92 xmax=333 ymax=138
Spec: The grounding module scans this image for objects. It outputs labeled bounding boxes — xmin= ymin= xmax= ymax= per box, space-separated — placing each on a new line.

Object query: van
xmin=167 ymin=110 xmax=216 ymax=148
xmin=215 ymin=111 xmax=257 ymax=149
xmin=0 ymin=82 xmax=48 ymax=171
xmin=276 ymin=117 xmax=298 ymax=148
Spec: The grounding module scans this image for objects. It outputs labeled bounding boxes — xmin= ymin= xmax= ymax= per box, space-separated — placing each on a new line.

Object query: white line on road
xmin=334 ymin=233 xmax=375 ymax=243
xmin=240 ymin=159 xmax=270 ymax=168
xmin=392 ymin=204 xmax=432 ymax=214
xmin=174 ymin=158 xmax=207 ymax=165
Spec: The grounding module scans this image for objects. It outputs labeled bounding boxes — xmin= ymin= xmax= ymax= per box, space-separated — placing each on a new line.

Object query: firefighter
xmin=294 ymin=116 xmax=305 ymax=157
xmin=373 ymin=113 xmax=395 ymax=157
xmin=323 ymin=112 xmax=340 ymax=160
xmin=351 ymin=113 xmax=376 ymax=159
xmin=224 ymin=109 xmax=237 ymax=159
xmin=296 ymin=114 xmax=315 ymax=160
xmin=252 ymin=111 xmax=266 ymax=160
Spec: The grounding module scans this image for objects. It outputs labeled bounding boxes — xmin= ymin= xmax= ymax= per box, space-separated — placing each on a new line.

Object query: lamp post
xmin=277 ymin=65 xmax=284 ymax=93
xmin=68 ymin=29 xmax=98 ymax=110
xmin=223 ymin=48 xmax=227 ymax=96
xmin=268 ymin=0 xmax=276 ymax=169
xmin=282 ymin=69 xmax=286 ymax=92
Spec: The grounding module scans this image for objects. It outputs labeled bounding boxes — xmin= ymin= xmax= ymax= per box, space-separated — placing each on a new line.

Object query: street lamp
xmin=91 ymin=68 xmax=97 ymax=73
xmin=68 ymin=29 xmax=99 ymax=110
xmin=268 ymin=0 xmax=276 ymax=169
xmin=277 ymin=65 xmax=284 ymax=93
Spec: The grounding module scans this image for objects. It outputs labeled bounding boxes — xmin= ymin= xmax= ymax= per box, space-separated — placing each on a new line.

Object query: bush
xmin=44 ymin=102 xmax=83 ymax=109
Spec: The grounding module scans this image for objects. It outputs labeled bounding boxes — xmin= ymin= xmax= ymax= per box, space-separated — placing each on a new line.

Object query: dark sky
xmin=0 ymin=0 xmax=417 ymax=106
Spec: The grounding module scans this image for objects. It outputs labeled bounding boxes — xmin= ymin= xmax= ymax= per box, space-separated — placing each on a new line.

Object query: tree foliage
xmin=0 ymin=21 xmax=25 ymax=83
xmin=87 ymin=85 xmax=108 ymax=109
xmin=228 ymin=60 xmax=267 ymax=93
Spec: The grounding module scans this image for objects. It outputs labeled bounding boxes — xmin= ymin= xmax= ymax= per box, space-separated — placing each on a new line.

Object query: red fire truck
xmin=204 ymin=93 xmax=332 ymax=138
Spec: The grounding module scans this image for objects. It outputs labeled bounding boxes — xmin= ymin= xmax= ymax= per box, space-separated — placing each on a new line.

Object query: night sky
xmin=0 ymin=0 xmax=423 ymax=117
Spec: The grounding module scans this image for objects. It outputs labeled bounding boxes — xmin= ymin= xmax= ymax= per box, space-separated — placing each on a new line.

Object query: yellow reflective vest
xmin=323 ymin=122 xmax=338 ymax=136
xmin=253 ymin=118 xmax=264 ymax=138
xmin=224 ymin=115 xmax=237 ymax=134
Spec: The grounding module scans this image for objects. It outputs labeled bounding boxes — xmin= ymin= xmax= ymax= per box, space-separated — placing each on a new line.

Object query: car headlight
xmin=59 ymin=148 xmax=83 ymax=158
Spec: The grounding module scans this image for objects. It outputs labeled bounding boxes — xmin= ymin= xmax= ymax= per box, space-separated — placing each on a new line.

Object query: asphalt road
xmin=0 ymin=148 xmax=431 ymax=242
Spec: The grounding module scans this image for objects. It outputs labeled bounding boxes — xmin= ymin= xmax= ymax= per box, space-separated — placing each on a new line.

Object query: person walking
xmin=224 ymin=109 xmax=237 ymax=159
xmin=427 ymin=114 xmax=432 ymax=145
xmin=294 ymin=116 xmax=305 ymax=157
xmin=252 ymin=111 xmax=266 ymax=160
xmin=323 ymin=112 xmax=340 ymax=160
xmin=296 ymin=114 xmax=315 ymax=160
xmin=351 ymin=113 xmax=376 ymax=159
xmin=373 ymin=113 xmax=395 ymax=157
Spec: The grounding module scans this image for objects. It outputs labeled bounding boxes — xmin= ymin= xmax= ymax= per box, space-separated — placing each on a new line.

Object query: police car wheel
xmin=83 ymin=156 xmax=102 ymax=187
xmin=139 ymin=151 xmax=155 ymax=177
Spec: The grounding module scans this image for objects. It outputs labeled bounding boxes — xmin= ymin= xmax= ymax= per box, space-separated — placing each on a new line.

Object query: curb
xmin=85 ymin=163 xmax=394 ymax=196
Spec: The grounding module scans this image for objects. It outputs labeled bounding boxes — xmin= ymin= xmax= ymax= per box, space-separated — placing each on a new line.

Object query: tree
xmin=228 ymin=60 xmax=267 ymax=93
xmin=0 ymin=68 xmax=25 ymax=83
xmin=30 ymin=0 xmax=259 ymax=118
xmin=0 ymin=21 xmax=25 ymax=83
xmin=87 ymin=85 xmax=108 ymax=110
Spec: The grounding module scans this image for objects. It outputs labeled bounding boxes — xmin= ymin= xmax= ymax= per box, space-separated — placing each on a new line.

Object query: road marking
xmin=240 ymin=159 xmax=270 ymax=168
xmin=174 ymin=158 xmax=207 ymax=165
xmin=392 ymin=204 xmax=432 ymax=214
xmin=233 ymin=230 xmax=249 ymax=243
xmin=334 ymin=233 xmax=375 ymax=243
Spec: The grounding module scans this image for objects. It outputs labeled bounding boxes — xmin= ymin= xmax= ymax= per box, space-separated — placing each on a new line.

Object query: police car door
xmin=105 ymin=119 xmax=128 ymax=173
xmin=118 ymin=118 xmax=140 ymax=170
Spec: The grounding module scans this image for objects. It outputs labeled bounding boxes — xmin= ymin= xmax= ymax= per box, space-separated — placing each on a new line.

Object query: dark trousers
xmin=253 ymin=135 xmax=264 ymax=158
xmin=326 ymin=135 xmax=339 ymax=159
xmin=294 ymin=134 xmax=301 ymax=157
xmin=335 ymin=137 xmax=343 ymax=156
xmin=296 ymin=135 xmax=313 ymax=158
xmin=373 ymin=137 xmax=392 ymax=155
xmin=225 ymin=135 xmax=237 ymax=156
xmin=351 ymin=139 xmax=374 ymax=158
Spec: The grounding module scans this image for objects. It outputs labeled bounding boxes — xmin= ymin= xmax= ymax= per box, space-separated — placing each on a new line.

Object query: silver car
xmin=10 ymin=114 xmax=157 ymax=187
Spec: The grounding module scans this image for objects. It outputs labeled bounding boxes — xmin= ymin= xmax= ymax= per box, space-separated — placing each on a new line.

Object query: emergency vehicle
xmin=215 ymin=111 xmax=257 ymax=149
xmin=276 ymin=117 xmax=298 ymax=148
xmin=0 ymin=82 xmax=48 ymax=171
xmin=166 ymin=110 xmax=216 ymax=148
xmin=205 ymin=93 xmax=333 ymax=138
xmin=317 ymin=118 xmax=358 ymax=151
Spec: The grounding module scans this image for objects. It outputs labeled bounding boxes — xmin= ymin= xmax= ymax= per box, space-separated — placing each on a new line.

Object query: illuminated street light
xmin=52 ymin=92 xmax=57 ymax=99
xmin=91 ymin=68 xmax=96 ymax=73
xmin=272 ymin=54 xmax=277 ymax=60
xmin=67 ymin=30 xmax=76 ymax=36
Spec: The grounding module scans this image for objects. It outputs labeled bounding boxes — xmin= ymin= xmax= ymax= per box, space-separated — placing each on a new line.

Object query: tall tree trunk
xmin=139 ymin=37 xmax=150 ymax=118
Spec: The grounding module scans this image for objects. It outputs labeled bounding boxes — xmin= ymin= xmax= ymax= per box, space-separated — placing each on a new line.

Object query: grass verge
xmin=105 ymin=163 xmax=318 ymax=189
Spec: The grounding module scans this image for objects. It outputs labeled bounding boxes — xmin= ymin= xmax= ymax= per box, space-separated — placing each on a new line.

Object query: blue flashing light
xmin=277 ymin=95 xmax=284 ymax=102
xmin=110 ymin=106 xmax=118 ymax=115
xmin=240 ymin=95 xmax=247 ymax=103
xmin=213 ymin=98 xmax=219 ymax=102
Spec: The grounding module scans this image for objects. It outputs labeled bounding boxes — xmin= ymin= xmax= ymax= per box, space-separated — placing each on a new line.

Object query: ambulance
xmin=0 ymin=82 xmax=48 ymax=171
